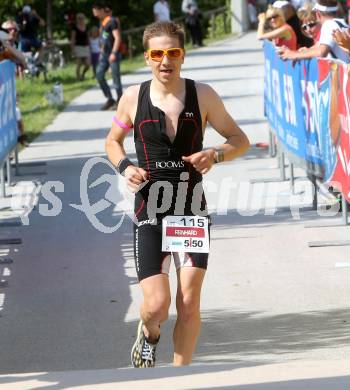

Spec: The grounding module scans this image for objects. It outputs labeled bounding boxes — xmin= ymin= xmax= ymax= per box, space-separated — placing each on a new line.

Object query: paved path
xmin=0 ymin=32 xmax=350 ymax=388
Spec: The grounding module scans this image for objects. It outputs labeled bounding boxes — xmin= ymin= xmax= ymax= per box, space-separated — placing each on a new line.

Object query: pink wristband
xmin=113 ymin=116 xmax=133 ymax=131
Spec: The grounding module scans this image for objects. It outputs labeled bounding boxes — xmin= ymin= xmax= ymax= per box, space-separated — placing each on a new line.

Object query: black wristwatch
xmin=214 ymin=149 xmax=224 ymax=164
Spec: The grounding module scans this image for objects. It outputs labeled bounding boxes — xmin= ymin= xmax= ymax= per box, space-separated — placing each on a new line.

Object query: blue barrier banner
xmin=263 ymin=41 xmax=323 ymax=176
xmin=0 ymin=60 xmax=17 ymax=163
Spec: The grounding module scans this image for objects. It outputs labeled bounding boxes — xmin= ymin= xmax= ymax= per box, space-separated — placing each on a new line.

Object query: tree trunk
xmin=46 ymin=0 xmax=53 ymax=40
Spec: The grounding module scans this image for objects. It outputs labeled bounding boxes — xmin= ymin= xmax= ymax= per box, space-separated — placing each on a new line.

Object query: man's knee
xmin=176 ymin=294 xmax=200 ymax=323
xmin=144 ymin=295 xmax=171 ymax=322
xmin=95 ymin=67 xmax=105 ymax=82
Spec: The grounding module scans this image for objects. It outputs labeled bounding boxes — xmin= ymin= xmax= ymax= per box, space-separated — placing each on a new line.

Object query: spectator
xmin=298 ymin=3 xmax=322 ymax=44
xmin=182 ymin=0 xmax=203 ymax=47
xmin=89 ymin=26 xmax=101 ymax=77
xmin=92 ymin=3 xmax=123 ymax=110
xmin=2 ymin=19 xmax=25 ymax=76
xmin=16 ymin=96 xmax=29 ymax=147
xmin=333 ymin=26 xmax=350 ymax=51
xmin=273 ymin=1 xmax=314 ymax=47
xmin=247 ymin=0 xmax=259 ymax=28
xmin=71 ymin=13 xmax=90 ymax=81
xmin=153 ymin=0 xmax=171 ymax=22
xmin=257 ymin=5 xmax=298 ymax=49
xmin=16 ymin=5 xmax=45 ymax=62
xmin=0 ymin=28 xmax=25 ymax=65
xmin=2 ymin=19 xmax=20 ymax=47
xmin=279 ymin=0 xmax=350 ymax=62
xmin=290 ymin=0 xmax=306 ymax=9
xmin=346 ymin=0 xmax=350 ymax=23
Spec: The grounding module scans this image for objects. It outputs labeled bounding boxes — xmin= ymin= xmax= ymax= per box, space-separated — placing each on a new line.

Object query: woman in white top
xmin=153 ymin=0 xmax=170 ymax=22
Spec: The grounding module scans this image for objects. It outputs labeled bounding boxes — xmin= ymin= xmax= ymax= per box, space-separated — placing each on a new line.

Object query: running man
xmin=105 ymin=21 xmax=250 ymax=367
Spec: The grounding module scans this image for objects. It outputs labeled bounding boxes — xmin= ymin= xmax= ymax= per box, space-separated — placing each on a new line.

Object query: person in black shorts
xmin=105 ymin=21 xmax=250 ymax=368
xmin=92 ymin=3 xmax=123 ymax=110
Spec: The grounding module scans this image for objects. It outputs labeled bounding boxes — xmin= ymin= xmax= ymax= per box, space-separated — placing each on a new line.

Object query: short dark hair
xmin=92 ymin=2 xmax=105 ymax=9
xmin=143 ymin=21 xmax=185 ymax=50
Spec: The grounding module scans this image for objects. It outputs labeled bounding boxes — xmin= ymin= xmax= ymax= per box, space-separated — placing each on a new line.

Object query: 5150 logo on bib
xmin=162 ymin=216 xmax=209 ymax=253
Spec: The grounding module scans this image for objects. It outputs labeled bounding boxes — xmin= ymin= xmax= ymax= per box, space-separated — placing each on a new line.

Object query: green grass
xmin=16 ymin=53 xmax=146 ymax=144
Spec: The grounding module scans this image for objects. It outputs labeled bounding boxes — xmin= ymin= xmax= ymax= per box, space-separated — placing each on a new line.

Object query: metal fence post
xmin=0 ymin=164 xmax=5 ymax=198
xmin=6 ymin=156 xmax=11 ymax=186
xmin=14 ymin=146 xmax=19 ymax=176
xmin=342 ymin=196 xmax=349 ymax=225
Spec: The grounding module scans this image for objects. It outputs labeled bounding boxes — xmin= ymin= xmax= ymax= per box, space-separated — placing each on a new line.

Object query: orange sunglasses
xmin=147 ymin=47 xmax=184 ymax=62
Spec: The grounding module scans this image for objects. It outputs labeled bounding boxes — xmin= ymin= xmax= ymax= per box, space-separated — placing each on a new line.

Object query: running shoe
xmin=100 ymin=98 xmax=116 ymax=111
xmin=131 ymin=320 xmax=159 ymax=368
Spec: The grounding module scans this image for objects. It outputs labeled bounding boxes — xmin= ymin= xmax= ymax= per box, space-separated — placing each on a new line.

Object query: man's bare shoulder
xmin=195 ymin=82 xmax=219 ymax=100
xmin=122 ymin=84 xmax=141 ymax=103
xmin=195 ymin=82 xmax=221 ymax=110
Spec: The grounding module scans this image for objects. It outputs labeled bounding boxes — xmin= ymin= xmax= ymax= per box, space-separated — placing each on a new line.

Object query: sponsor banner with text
xmin=0 ymin=60 xmax=17 ymax=163
xmin=263 ymin=42 xmax=350 ymax=202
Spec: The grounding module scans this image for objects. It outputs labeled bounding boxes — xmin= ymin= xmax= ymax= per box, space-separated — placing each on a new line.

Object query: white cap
xmin=22 ymin=5 xmax=32 ymax=14
xmin=0 ymin=30 xmax=9 ymax=42
xmin=313 ymin=2 xmax=338 ymax=12
xmin=272 ymin=1 xmax=290 ymax=8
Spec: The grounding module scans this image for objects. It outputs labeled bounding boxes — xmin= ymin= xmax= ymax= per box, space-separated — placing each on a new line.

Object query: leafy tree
xmin=1 ymin=0 xmax=226 ymax=39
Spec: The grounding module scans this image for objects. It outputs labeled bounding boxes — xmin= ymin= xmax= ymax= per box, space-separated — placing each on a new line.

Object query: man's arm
xmin=105 ymin=86 xmax=148 ymax=192
xmin=182 ymin=84 xmax=250 ymax=174
xmin=109 ymin=23 xmax=121 ymax=64
xmin=279 ymin=43 xmax=330 ymax=60
xmin=333 ymin=29 xmax=350 ymax=53
xmin=32 ymin=9 xmax=45 ymax=27
xmin=2 ymin=42 xmax=26 ymax=66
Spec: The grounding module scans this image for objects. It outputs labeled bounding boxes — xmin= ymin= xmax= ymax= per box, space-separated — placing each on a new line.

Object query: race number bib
xmin=161 ymin=216 xmax=209 ymax=253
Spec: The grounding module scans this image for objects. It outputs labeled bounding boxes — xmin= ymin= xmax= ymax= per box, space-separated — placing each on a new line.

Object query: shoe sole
xmin=130 ymin=320 xmax=143 ymax=368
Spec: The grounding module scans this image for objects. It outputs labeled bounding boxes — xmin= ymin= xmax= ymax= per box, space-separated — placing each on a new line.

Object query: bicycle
xmin=42 ymin=39 xmax=65 ymax=71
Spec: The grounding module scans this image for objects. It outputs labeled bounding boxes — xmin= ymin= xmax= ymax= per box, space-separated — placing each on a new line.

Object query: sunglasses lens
xmin=167 ymin=48 xmax=182 ymax=58
xmin=302 ymin=22 xmax=316 ymax=30
xmin=150 ymin=49 xmax=165 ymax=60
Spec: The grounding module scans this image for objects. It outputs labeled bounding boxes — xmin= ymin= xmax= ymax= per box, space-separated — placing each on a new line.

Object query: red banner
xmin=320 ymin=61 xmax=350 ymax=202
xmin=166 ymin=227 xmax=205 ymax=238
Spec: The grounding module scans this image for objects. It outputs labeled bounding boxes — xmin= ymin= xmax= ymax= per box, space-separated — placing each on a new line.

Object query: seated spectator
xmin=257 ymin=5 xmax=298 ymax=50
xmin=0 ymin=28 xmax=25 ymax=65
xmin=279 ymin=0 xmax=350 ymax=63
xmin=298 ymin=3 xmax=322 ymax=44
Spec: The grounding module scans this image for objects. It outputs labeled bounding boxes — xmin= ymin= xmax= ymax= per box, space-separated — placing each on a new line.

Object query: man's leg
xmin=110 ymin=56 xmax=123 ymax=102
xmin=140 ymin=273 xmax=171 ymax=342
xmin=173 ymin=267 xmax=206 ymax=366
xmin=96 ymin=54 xmax=113 ymax=101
